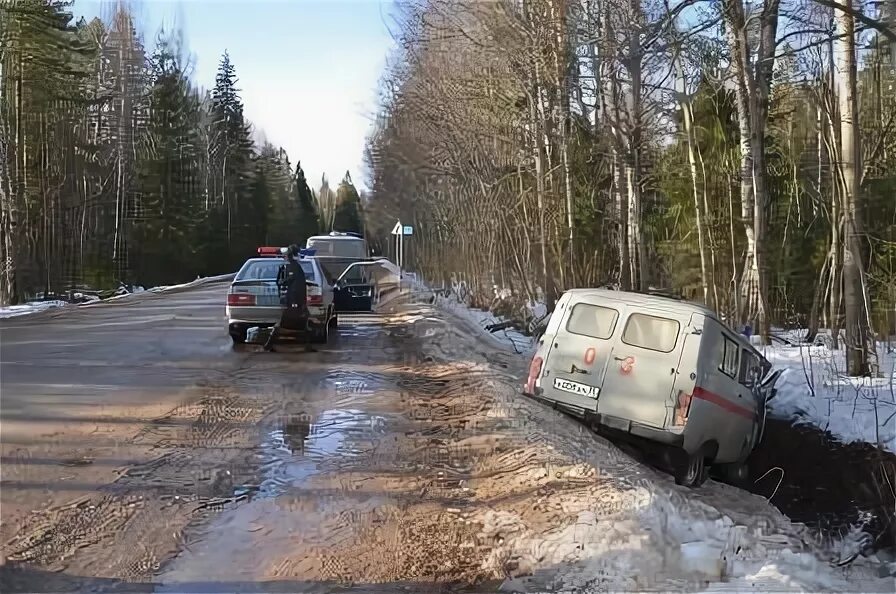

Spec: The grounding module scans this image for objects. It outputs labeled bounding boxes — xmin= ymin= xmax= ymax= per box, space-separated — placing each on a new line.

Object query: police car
xmin=226 ymin=247 xmax=337 ymax=344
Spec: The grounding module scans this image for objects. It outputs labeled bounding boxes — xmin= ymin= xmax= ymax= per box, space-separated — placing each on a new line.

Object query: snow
xmin=436 ymin=294 xmax=535 ymax=354
xmin=476 ymin=426 xmax=888 ymax=593
xmin=759 ymin=336 xmax=896 ymax=453
xmin=0 ymin=300 xmax=69 ymax=319
xmin=433 ymin=297 xmax=892 ymax=591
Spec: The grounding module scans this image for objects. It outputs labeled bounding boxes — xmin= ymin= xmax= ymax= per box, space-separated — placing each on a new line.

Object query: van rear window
xmin=565 ymin=303 xmax=619 ymax=339
xmin=621 ymin=313 xmax=680 ymax=353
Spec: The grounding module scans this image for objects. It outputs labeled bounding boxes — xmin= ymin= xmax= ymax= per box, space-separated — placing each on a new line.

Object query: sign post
xmin=391 ymin=220 xmax=403 ymax=271
xmin=391 ymin=221 xmax=414 ymax=274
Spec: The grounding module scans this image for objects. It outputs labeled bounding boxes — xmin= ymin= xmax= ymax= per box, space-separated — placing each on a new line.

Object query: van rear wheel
xmin=717 ymin=462 xmax=749 ymax=486
xmin=675 ymin=451 xmax=708 ymax=488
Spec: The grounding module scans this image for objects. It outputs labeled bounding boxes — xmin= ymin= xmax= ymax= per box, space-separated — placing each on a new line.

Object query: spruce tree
xmin=333 ymin=170 xmax=365 ymax=234
xmin=294 ymin=161 xmax=320 ymax=244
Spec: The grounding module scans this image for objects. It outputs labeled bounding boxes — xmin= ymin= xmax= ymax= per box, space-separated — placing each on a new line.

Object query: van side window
xmin=739 ymin=349 xmax=760 ymax=388
xmin=719 ymin=335 xmax=739 ymax=379
xmin=565 ymin=303 xmax=619 ymax=339
xmin=620 ymin=313 xmax=680 ymax=353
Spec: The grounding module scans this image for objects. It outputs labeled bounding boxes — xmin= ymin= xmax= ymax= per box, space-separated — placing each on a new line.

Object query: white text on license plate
xmin=553 ymin=377 xmax=599 ymax=398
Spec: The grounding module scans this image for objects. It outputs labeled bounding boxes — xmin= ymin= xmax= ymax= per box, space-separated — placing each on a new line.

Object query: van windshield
xmin=307 ymin=238 xmax=366 ymax=258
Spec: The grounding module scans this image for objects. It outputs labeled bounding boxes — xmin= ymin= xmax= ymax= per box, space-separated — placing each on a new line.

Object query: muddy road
xmin=0 ymin=284 xmax=889 ymax=592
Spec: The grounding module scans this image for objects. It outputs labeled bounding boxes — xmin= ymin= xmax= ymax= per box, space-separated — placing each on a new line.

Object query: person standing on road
xmin=264 ymin=245 xmax=316 ymax=353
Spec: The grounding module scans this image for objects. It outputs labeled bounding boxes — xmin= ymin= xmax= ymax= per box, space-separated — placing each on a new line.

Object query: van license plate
xmin=553 ymin=377 xmax=599 ymax=398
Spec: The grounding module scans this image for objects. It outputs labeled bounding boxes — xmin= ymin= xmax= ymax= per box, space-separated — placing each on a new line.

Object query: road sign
xmin=392 ymin=222 xmax=413 ymax=236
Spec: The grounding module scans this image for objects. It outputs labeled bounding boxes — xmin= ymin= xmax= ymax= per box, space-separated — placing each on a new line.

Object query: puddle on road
xmin=258 ymin=407 xmax=391 ymax=499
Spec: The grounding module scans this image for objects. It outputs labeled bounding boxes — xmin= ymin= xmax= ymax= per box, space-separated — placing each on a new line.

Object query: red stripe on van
xmin=692 ymin=386 xmax=756 ymax=420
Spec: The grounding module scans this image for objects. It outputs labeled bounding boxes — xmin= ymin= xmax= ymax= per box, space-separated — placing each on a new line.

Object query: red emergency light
xmin=257 ymin=246 xmax=286 ymax=257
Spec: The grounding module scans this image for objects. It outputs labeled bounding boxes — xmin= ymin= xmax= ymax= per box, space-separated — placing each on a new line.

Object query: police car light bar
xmin=257 ymin=246 xmax=287 ymax=256
xmin=256 ymin=246 xmax=317 ymax=258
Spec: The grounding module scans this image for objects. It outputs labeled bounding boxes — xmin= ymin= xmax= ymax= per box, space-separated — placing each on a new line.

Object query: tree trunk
xmin=835 ymin=0 xmax=878 ymax=376
xmin=807 ymin=246 xmax=832 ymax=343
xmin=678 ymin=60 xmax=713 ymax=308
xmin=551 ymin=0 xmax=576 ymax=288
xmin=613 ymin=147 xmax=631 ymax=290
xmin=722 ymin=0 xmax=777 ymax=342
xmin=529 ymin=65 xmax=554 ymax=311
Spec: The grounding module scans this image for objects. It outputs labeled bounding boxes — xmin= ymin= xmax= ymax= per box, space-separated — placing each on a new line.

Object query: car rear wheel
xmin=311 ymin=319 xmax=329 ymax=343
xmin=230 ymin=330 xmax=247 ymax=345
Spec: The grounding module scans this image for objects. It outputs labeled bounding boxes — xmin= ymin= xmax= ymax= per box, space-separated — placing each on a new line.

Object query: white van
xmin=305 ymin=232 xmax=369 ymax=259
xmin=523 ymin=289 xmax=781 ymax=487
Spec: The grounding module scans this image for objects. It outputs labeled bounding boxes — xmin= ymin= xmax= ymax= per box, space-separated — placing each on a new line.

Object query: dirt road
xmin=0 ymin=284 xmax=889 ymax=592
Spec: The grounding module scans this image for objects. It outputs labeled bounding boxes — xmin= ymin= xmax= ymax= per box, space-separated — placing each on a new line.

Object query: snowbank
xmin=0 ymin=300 xmax=69 ymax=319
xmin=436 ymin=294 xmax=535 ymax=354
xmin=488 ymin=485 xmax=885 ymax=592
xmin=760 ymin=337 xmax=896 ymax=454
xmin=0 ymin=274 xmax=235 ymax=320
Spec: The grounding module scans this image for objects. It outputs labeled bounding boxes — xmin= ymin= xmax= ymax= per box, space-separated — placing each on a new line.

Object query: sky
xmin=74 ymin=0 xmax=397 ymax=191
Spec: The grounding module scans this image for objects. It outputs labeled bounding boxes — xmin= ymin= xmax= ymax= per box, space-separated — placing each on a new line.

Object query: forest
xmin=363 ymin=0 xmax=896 ymax=376
xmin=0 ymin=1 xmax=365 ymax=301
xmin=3 ymin=0 xmax=895 ymax=378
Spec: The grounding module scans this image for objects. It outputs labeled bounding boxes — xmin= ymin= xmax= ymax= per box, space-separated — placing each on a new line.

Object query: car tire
xmin=230 ymin=331 xmax=247 ymax=345
xmin=312 ymin=321 xmax=329 ymax=344
xmin=329 ymin=311 xmax=338 ymax=328
xmin=674 ymin=450 xmax=708 ymax=488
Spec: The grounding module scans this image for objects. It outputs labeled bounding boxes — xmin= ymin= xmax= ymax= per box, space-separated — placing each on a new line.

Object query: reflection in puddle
xmin=259 ymin=407 xmax=390 ymax=498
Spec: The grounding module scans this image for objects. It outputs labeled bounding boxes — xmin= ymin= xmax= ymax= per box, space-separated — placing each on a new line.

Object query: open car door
xmin=334 ymin=259 xmax=400 ymax=312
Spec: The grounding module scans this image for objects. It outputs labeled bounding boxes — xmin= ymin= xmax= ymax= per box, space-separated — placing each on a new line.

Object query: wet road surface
xmin=1 ymin=285 xmax=890 ymax=593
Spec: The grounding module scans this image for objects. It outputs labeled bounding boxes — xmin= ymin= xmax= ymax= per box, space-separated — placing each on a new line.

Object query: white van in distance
xmin=523 ymin=289 xmax=781 ymax=487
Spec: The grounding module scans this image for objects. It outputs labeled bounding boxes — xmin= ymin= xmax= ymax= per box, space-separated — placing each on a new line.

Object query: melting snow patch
xmin=485 ymin=483 xmax=885 ymax=592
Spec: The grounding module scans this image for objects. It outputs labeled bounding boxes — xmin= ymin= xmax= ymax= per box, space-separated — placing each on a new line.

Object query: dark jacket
xmin=279 ymin=257 xmax=307 ymax=308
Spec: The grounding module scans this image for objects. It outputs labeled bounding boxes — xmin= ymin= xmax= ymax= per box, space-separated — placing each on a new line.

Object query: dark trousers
xmin=264 ymin=304 xmax=313 ymax=350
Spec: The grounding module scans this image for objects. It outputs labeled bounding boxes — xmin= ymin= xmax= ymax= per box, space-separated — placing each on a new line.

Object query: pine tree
xmin=260 ymin=144 xmax=299 ymax=246
xmin=134 ymin=28 xmax=203 ymax=286
xmin=202 ymin=50 xmax=256 ymax=271
xmin=333 ymin=170 xmax=364 ymax=234
xmin=294 ymin=161 xmax=320 ymax=243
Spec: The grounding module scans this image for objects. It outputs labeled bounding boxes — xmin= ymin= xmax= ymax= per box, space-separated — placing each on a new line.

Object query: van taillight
xmin=227 ymin=293 xmax=256 ymax=306
xmin=525 ymin=356 xmax=543 ymax=395
xmin=673 ymin=390 xmax=693 ymax=426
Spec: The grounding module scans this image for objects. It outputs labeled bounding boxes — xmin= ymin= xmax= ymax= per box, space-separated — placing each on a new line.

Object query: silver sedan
xmin=226 ymin=256 xmax=336 ymax=344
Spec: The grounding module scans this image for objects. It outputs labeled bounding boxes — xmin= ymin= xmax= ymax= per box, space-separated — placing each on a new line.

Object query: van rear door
xmin=598 ymin=309 xmax=685 ymax=429
xmin=540 ymin=298 xmax=622 ymax=412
